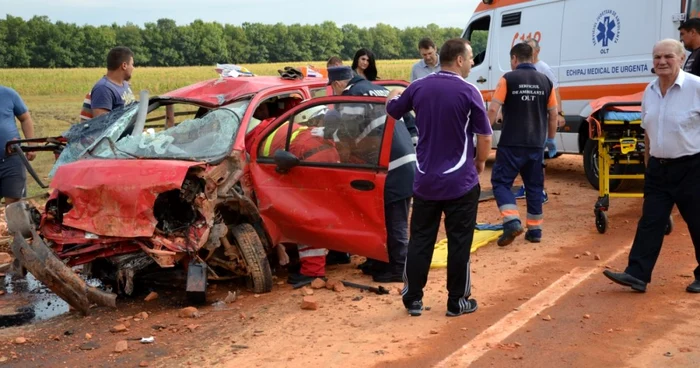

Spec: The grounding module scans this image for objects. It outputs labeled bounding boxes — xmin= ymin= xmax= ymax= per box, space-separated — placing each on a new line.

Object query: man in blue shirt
xmin=80 ymin=46 xmax=136 ymax=122
xmin=387 ymin=39 xmax=493 ymax=317
xmin=410 ymin=38 xmax=441 ymax=82
xmin=0 ymin=86 xmax=36 ymax=205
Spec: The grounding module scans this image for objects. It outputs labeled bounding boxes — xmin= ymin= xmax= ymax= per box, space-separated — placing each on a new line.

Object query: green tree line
xmin=0 ymin=15 xmax=478 ymax=68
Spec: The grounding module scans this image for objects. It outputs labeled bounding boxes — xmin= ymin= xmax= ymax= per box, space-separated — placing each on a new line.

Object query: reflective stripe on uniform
xmin=526 ymin=213 xmax=544 ymax=230
xmin=263 ymin=125 xmax=309 ymax=156
xmin=388 ymin=153 xmax=416 ymax=171
xmin=355 ymin=115 xmax=386 ymax=144
xmin=298 ymin=245 xmax=327 ymax=258
xmin=499 ymin=204 xmax=520 ymax=223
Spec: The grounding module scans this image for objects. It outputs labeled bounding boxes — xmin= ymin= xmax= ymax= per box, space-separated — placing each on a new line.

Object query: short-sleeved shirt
xmin=492 ymin=63 xmax=557 ymax=148
xmin=534 ymin=60 xmax=559 ymax=88
xmin=641 ymin=70 xmax=700 ymax=159
xmin=89 ymin=76 xmax=135 ymax=113
xmin=387 ymin=70 xmax=493 ymax=201
xmin=410 ymin=58 xmax=441 ymax=82
xmin=0 ymin=86 xmax=28 ymax=160
xmin=683 ymin=48 xmax=700 ymax=76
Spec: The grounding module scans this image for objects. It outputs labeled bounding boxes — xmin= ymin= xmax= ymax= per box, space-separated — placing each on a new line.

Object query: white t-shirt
xmin=534 ymin=60 xmax=559 ymax=89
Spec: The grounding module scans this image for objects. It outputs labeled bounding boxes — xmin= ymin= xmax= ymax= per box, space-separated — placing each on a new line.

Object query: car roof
xmin=160 ymin=76 xmax=328 ymax=107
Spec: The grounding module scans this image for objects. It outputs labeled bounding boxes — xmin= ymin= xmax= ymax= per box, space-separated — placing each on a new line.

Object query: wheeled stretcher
xmin=587 ymin=102 xmax=673 ymax=234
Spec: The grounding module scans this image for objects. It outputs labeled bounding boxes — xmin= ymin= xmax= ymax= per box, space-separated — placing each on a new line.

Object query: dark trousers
xmin=491 ymin=146 xmax=545 ymax=229
xmin=402 ymin=185 xmax=480 ymax=307
xmin=385 ymin=198 xmax=410 ymax=271
xmin=626 ymin=154 xmax=700 ymax=283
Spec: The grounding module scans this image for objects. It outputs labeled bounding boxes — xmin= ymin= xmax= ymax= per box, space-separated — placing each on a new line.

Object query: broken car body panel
xmin=51 ymin=159 xmax=199 ymax=237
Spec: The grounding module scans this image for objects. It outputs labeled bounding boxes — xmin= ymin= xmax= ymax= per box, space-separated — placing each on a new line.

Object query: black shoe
xmin=372 ymin=270 xmax=403 ymax=283
xmin=326 ymin=251 xmax=351 ymax=265
xmin=524 ymin=229 xmax=541 ymax=243
xmin=446 ymin=298 xmax=478 ymax=317
xmin=498 ymin=220 xmax=524 ymax=247
xmin=603 ymin=270 xmax=647 ymax=292
xmin=287 ymin=273 xmax=318 ymax=285
xmin=687 ymin=279 xmax=700 ymax=293
xmin=405 ymin=300 xmax=423 ymax=317
xmin=359 ymin=259 xmax=387 ymax=276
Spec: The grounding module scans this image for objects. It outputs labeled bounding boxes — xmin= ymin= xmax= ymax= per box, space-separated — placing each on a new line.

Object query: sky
xmin=2 ymin=0 xmax=481 ymax=29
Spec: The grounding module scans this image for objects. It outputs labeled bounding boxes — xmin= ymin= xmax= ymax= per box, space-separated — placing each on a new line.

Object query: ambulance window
xmin=464 ymin=16 xmax=490 ymax=67
xmin=689 ymin=0 xmax=700 ymax=19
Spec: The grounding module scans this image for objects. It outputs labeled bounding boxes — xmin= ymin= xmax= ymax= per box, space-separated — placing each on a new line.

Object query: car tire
xmin=230 ymin=223 xmax=273 ymax=293
xmin=583 ymin=139 xmax=624 ymax=192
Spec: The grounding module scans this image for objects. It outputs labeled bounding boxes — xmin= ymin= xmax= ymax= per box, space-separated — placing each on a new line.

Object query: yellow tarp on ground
xmin=430 ymin=229 xmax=503 ymax=269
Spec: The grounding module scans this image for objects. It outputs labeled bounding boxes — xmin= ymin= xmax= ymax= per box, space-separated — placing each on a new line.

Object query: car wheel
xmin=583 ymin=139 xmax=624 ymax=192
xmin=230 ymin=223 xmax=273 ymax=293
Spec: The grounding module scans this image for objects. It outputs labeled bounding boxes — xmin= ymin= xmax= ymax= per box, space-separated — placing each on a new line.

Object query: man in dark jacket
xmin=324 ymin=66 xmax=416 ymax=282
xmin=487 ymin=43 xmax=559 ymax=246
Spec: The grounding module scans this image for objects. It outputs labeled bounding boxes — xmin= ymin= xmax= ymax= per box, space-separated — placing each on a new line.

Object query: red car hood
xmin=51 ymin=159 xmax=201 ymax=237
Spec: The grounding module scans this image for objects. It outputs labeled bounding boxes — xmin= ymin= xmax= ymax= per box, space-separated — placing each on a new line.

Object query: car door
xmin=248 ymin=96 xmax=394 ymax=262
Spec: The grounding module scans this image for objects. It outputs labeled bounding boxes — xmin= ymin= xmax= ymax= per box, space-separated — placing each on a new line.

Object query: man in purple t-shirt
xmin=387 ymin=38 xmax=493 ymax=318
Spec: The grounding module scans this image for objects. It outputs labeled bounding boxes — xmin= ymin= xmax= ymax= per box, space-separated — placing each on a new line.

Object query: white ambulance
xmin=463 ymin=0 xmax=695 ymax=189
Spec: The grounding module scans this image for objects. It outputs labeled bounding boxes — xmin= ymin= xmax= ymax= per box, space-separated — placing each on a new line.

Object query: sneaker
xmin=446 ymin=298 xmax=478 ymax=317
xmin=405 ymin=300 xmax=424 ymax=317
xmin=543 ymin=189 xmax=549 ymax=204
xmin=525 ymin=229 xmax=542 ymax=243
xmin=497 ymin=220 xmax=524 ymax=247
xmin=515 ymin=185 xmax=526 ymax=199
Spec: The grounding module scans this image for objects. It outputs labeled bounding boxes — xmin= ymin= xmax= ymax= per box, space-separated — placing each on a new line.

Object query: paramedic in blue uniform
xmin=322 ymin=66 xmax=417 ymax=283
xmin=487 ymin=43 xmax=558 ymax=246
xmin=603 ymin=39 xmax=700 ymax=293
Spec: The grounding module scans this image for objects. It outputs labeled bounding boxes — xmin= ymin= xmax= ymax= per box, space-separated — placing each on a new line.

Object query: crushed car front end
xmin=6 ymin=96 xmax=274 ymax=314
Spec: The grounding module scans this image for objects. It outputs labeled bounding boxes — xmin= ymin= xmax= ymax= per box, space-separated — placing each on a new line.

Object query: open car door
xmin=248 ymin=96 xmax=395 ymax=262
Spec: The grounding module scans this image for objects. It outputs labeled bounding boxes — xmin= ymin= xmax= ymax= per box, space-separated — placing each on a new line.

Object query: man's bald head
xmin=653 ymin=39 xmax=685 ymax=57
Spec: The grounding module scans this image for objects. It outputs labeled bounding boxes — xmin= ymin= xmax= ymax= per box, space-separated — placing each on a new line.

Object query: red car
xmin=5 ymin=72 xmax=410 ymax=313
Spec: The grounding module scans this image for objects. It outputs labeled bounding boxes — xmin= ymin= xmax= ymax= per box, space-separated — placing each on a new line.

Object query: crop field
xmin=0 ymin=59 xmax=416 ymax=198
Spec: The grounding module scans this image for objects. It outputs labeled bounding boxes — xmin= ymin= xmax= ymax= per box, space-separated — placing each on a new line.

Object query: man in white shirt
xmin=603 ymin=38 xmax=700 ymax=294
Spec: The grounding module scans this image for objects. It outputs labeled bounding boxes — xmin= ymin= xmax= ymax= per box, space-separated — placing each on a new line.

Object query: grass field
xmin=0 ymin=59 xmax=416 ymax=198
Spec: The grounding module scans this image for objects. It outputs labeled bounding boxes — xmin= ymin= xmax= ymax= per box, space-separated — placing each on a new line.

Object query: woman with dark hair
xmin=351 ymin=48 xmax=378 ymax=81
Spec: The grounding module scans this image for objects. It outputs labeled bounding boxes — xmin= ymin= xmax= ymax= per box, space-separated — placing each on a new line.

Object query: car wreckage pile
xmin=4 ymin=93 xmax=273 ymax=315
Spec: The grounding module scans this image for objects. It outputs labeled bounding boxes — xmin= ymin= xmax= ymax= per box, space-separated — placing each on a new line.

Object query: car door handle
xmin=350 ymin=180 xmax=375 ymax=191
xmin=477 ymin=77 xmax=487 ymax=84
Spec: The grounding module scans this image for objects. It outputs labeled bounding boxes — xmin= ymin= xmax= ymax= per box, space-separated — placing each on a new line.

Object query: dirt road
xmin=1 ymin=154 xmax=699 ymax=368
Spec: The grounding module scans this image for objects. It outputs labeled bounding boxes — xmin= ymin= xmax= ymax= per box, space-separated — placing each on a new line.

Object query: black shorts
xmin=0 ymin=155 xmax=27 ymax=199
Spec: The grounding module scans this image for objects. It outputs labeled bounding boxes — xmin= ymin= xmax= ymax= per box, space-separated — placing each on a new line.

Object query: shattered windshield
xmin=90 ymin=107 xmax=243 ymax=161
xmin=50 ymin=100 xmax=249 ymax=177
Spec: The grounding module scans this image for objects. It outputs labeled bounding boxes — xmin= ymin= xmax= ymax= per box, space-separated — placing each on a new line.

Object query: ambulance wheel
xmin=665 ymin=216 xmax=674 ymax=236
xmin=595 ymin=209 xmax=608 ymax=234
xmin=230 ymin=223 xmax=273 ymax=293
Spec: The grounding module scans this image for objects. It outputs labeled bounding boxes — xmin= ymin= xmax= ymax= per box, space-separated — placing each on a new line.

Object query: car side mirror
xmin=273 ymin=150 xmax=300 ymax=173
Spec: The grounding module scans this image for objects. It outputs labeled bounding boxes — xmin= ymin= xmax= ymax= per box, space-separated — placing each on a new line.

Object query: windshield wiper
xmin=85 ymin=135 xmax=140 ymax=159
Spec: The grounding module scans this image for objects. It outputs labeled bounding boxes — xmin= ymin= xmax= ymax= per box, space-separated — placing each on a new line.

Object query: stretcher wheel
xmin=595 ymin=209 xmax=608 ymax=234
xmin=665 ymin=216 xmax=674 ymax=236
